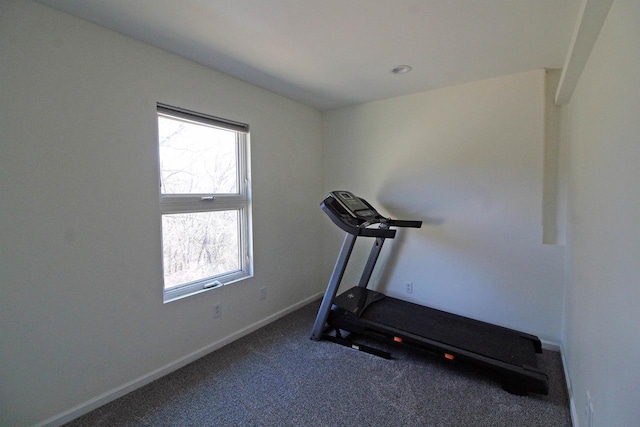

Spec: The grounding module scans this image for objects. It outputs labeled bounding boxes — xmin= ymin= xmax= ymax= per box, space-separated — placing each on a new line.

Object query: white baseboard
xmin=541 ymin=339 xmax=562 ymax=351
xmin=34 ymin=292 xmax=323 ymax=427
xmin=546 ymin=341 xmax=577 ymax=427
xmin=559 ymin=345 xmax=579 ymax=427
xmin=541 ymin=340 xmax=577 ymax=427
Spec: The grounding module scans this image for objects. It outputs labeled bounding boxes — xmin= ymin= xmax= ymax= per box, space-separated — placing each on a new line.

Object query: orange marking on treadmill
xmin=393 ymin=336 xmax=403 ymax=343
xmin=444 ymin=353 xmax=455 ymax=360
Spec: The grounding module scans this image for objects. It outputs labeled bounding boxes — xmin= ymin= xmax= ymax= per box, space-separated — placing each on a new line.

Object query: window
xmin=157 ymin=103 xmax=252 ymax=302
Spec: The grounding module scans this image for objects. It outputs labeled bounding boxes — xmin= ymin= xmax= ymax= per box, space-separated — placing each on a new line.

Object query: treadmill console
xmin=321 ymin=190 xmax=421 ymax=238
xmin=330 ymin=191 xmax=378 ymax=221
xmin=321 ymin=191 xmax=390 ymax=237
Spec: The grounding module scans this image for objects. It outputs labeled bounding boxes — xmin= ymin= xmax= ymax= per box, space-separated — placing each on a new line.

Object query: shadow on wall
xmin=362 ymin=190 xmax=444 ymax=296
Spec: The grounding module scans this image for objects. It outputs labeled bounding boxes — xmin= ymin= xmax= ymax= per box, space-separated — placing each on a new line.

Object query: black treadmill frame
xmin=310 ymin=192 xmax=549 ymax=395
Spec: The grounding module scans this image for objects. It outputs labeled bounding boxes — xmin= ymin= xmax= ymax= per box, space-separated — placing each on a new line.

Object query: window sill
xmin=162 ymin=272 xmax=253 ymax=304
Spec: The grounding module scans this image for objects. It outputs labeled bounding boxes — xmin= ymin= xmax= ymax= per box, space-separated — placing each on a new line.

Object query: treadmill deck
xmin=356 ymin=294 xmax=539 ymax=367
xmin=329 ymin=287 xmax=547 ymax=395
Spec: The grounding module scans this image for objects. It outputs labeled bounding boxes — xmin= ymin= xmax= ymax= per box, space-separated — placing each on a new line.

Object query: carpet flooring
xmin=65 ymin=301 xmax=572 ymax=426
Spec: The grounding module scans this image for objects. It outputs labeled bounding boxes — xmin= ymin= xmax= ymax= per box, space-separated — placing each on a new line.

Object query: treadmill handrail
xmin=388 ymin=219 xmax=423 ymax=228
xmin=321 ymin=195 xmax=422 ymax=237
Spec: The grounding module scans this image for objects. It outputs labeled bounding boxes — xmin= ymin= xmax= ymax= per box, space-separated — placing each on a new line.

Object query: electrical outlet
xmin=405 ymin=281 xmax=413 ymax=294
xmin=260 ymin=286 xmax=267 ymax=300
xmin=213 ymin=304 xmax=222 ymax=319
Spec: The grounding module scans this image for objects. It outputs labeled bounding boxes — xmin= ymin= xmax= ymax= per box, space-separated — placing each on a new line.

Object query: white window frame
xmin=157 ymin=103 xmax=253 ymax=303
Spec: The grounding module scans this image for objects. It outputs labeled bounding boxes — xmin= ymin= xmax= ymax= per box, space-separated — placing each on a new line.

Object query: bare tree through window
xmin=158 ymin=114 xmax=243 ymax=290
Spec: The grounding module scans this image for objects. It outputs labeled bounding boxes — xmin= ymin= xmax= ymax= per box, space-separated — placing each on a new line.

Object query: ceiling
xmin=35 ymin=0 xmax=581 ymax=111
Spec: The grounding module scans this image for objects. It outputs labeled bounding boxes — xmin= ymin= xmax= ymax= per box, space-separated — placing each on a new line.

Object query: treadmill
xmin=310 ymin=191 xmax=548 ymax=395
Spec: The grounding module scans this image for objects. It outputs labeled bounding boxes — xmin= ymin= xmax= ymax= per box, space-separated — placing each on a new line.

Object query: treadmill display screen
xmin=331 ymin=191 xmax=372 ymax=219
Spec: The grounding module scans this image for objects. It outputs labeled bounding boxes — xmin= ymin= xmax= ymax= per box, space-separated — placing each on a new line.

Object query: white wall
xmin=0 ymin=1 xmax=324 ymax=426
xmin=7 ymin=0 xmax=639 ymax=425
xmin=322 ymin=69 xmax=565 ymax=341
xmin=560 ymin=0 xmax=640 ymax=426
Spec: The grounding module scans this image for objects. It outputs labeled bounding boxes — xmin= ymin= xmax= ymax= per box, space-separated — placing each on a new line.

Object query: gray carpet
xmin=66 ymin=301 xmax=572 ymax=426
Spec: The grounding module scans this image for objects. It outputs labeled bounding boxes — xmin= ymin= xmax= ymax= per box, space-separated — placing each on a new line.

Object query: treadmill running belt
xmin=360 ymin=296 xmax=539 ymax=367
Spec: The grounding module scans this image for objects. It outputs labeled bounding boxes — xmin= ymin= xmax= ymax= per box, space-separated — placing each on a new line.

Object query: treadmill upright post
xmin=357 ymin=236 xmax=386 ymax=288
xmin=310 ymin=232 xmax=357 ymax=341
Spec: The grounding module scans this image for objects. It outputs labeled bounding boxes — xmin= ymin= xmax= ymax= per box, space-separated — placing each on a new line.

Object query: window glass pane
xmin=158 ymin=115 xmax=238 ymax=194
xmin=162 ymin=211 xmax=240 ymax=289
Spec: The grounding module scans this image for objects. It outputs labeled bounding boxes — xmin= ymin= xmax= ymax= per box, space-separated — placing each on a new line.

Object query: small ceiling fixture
xmin=391 ymin=65 xmax=412 ymax=74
